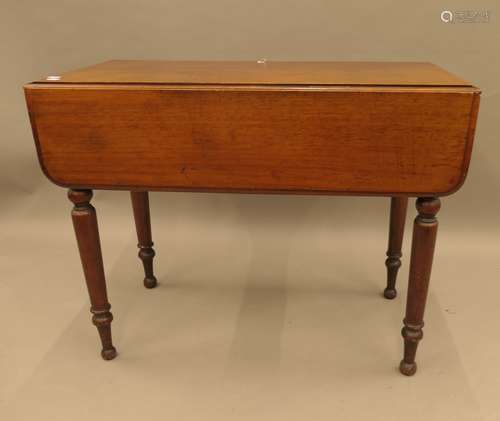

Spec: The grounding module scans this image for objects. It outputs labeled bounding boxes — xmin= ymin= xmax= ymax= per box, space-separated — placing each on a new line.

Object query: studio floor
xmin=1 ymin=186 xmax=499 ymax=421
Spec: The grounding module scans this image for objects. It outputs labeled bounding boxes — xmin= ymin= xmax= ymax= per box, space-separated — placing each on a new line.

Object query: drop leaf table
xmin=24 ymin=60 xmax=480 ymax=375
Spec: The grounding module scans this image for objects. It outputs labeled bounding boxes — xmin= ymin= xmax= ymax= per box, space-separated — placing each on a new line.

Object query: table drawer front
xmin=25 ymin=86 xmax=478 ymax=195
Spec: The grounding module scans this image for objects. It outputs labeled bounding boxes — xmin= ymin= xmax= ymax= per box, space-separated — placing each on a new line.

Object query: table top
xmin=35 ymin=60 xmax=473 ymax=87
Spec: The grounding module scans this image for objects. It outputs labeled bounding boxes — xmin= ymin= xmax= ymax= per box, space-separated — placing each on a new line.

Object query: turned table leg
xmin=399 ymin=197 xmax=440 ymax=376
xmin=384 ymin=197 xmax=408 ymax=299
xmin=130 ymin=191 xmax=157 ymax=289
xmin=68 ymin=189 xmax=117 ymax=360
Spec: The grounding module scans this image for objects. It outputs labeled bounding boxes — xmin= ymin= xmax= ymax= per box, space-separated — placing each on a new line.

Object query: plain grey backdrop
xmin=1 ymin=2 xmax=499 ymax=420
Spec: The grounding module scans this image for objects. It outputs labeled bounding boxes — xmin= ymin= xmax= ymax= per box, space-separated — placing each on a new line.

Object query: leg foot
xmin=69 ymin=189 xmax=117 ymax=359
xmin=384 ymin=197 xmax=408 ymax=299
xmin=399 ymin=360 xmax=417 ymax=376
xmin=140 ymin=246 xmax=158 ymax=289
xmin=383 ymin=286 xmax=397 ymax=300
xmin=101 ymin=347 xmax=118 ymax=360
xmin=143 ymin=275 xmax=158 ymax=289
xmin=131 ymin=191 xmax=158 ymax=289
xmin=92 ymin=307 xmax=117 ymax=360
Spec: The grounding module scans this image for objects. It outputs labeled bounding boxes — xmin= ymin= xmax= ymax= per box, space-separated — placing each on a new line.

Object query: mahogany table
xmin=24 ymin=60 xmax=480 ymax=376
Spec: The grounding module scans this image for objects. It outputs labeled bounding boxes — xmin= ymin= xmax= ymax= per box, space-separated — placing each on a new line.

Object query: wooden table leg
xmin=68 ymin=189 xmax=117 ymax=360
xmin=130 ymin=191 xmax=157 ymax=289
xmin=384 ymin=197 xmax=408 ymax=299
xmin=399 ymin=197 xmax=440 ymax=376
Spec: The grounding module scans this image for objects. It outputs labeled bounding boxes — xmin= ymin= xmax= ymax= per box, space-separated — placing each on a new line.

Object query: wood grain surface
xmin=25 ymin=83 xmax=479 ymax=196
